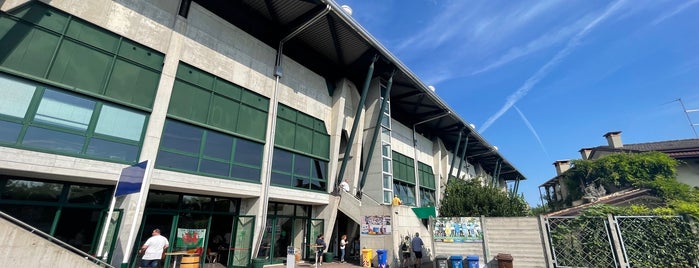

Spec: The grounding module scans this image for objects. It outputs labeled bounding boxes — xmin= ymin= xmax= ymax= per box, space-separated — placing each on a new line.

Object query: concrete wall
xmin=433 ymin=217 xmax=549 ymax=268
xmin=0 ymin=216 xmax=102 ymax=268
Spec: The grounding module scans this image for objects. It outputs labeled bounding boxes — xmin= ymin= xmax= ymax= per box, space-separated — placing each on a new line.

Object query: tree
xmin=439 ymin=178 xmax=528 ymax=217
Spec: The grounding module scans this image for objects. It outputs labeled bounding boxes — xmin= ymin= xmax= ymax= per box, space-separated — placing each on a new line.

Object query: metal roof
xmin=191 ymin=0 xmax=525 ymax=181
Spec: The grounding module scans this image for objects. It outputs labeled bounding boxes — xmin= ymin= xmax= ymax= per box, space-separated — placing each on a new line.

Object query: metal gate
xmin=545 ymin=215 xmax=699 ymax=268
xmin=545 ymin=216 xmax=617 ymax=268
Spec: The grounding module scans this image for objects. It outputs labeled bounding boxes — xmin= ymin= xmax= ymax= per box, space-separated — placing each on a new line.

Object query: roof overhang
xmin=190 ymin=0 xmax=525 ymax=181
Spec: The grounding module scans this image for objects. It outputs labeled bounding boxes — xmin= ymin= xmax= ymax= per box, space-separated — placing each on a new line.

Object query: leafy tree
xmin=439 ymin=179 xmax=528 ymax=217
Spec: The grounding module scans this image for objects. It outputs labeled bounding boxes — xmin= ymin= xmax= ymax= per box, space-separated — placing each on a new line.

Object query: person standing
xmin=400 ymin=236 xmax=411 ymax=268
xmin=315 ymin=234 xmax=327 ymax=265
xmin=411 ymin=232 xmax=424 ymax=268
xmin=340 ymin=234 xmax=348 ymax=263
xmin=392 ymin=195 xmax=402 ymax=206
xmin=139 ymin=229 xmax=169 ymax=268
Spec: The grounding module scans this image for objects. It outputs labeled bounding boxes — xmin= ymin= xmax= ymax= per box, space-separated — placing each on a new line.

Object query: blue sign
xmin=115 ymin=160 xmax=148 ymax=196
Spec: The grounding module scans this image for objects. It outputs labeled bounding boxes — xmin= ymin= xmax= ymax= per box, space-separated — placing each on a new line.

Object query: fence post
xmin=538 ymin=215 xmax=554 ymax=268
xmin=606 ymin=214 xmax=628 ymax=268
xmin=480 ymin=215 xmax=490 ymax=265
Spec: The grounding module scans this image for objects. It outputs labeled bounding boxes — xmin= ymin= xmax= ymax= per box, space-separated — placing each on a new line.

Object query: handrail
xmin=0 ymin=211 xmax=115 ymax=268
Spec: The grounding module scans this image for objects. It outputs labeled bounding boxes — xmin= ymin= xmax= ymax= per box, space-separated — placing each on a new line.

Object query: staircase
xmin=337 ymin=190 xmax=362 ymax=224
xmin=484 ymin=217 xmax=548 ymax=268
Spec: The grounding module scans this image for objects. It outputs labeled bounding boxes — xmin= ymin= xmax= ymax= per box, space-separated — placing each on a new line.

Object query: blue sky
xmin=334 ymin=0 xmax=699 ymax=206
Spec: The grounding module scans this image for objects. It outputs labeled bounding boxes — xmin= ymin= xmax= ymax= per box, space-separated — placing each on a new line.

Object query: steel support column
xmin=358 ymin=69 xmax=396 ymax=192
xmin=447 ymin=130 xmax=462 ymax=184
xmin=455 ymin=136 xmax=469 ymax=179
xmin=337 ymin=54 xmax=379 ymax=187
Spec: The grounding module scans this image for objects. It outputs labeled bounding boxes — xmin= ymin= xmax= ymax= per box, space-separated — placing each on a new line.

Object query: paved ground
xmin=266 ymin=260 xmax=434 ymax=268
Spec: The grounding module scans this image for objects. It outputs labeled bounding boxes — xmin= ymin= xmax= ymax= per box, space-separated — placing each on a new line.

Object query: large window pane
xmin=231 ymin=165 xmax=260 ymax=182
xmin=272 ymin=149 xmax=292 ymax=172
xmin=293 ymin=155 xmax=310 ymax=176
xmin=86 ymin=138 xmax=139 ymax=162
xmin=67 ymin=184 xmax=110 ymax=205
xmin=156 ymin=151 xmax=198 ymax=171
xmin=160 ymin=120 xmax=202 ymax=154
xmin=22 ymin=126 xmax=85 ymax=154
xmin=95 ymin=104 xmax=145 ymax=141
xmin=2 ymin=179 xmax=63 ymax=201
xmin=271 ymin=172 xmax=292 ymax=186
xmin=200 ymin=159 xmax=230 ymax=177
xmin=0 ymin=120 xmax=22 ymax=143
xmin=204 ymin=131 xmax=232 ymax=160
xmin=234 ymin=139 xmax=263 ymax=166
xmin=311 ymin=160 xmax=326 ymax=179
xmin=34 ymin=89 xmax=95 ymax=131
xmin=0 ymin=74 xmax=36 ymax=118
xmin=0 ymin=204 xmax=56 ymax=233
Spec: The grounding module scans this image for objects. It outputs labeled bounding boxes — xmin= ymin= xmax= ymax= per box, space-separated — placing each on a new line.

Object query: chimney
xmin=579 ymin=148 xmax=592 ymax=160
xmin=553 ymin=160 xmax=571 ymax=175
xmin=603 ymin=131 xmax=623 ymax=148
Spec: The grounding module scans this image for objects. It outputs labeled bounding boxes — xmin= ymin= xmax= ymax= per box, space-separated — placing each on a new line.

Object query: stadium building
xmin=0 ymin=1 xmax=525 ymax=267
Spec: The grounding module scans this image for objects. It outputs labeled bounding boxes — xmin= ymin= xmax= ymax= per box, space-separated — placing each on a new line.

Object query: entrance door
xmin=133 ymin=213 xmax=176 ymax=268
xmin=230 ymin=216 xmax=254 ymax=268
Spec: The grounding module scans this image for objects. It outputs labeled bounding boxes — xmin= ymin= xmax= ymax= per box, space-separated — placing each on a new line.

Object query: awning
xmin=411 ymin=207 xmax=436 ymax=219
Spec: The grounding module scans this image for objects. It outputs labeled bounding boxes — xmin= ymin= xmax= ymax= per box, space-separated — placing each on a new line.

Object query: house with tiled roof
xmin=540 ymin=131 xmax=699 ymax=215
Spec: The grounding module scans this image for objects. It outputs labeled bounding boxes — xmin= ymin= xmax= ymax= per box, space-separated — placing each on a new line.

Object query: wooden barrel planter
xmin=181 ymin=255 xmax=200 ymax=268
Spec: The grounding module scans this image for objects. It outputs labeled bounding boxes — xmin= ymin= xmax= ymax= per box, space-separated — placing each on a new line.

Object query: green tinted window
xmin=418 ymin=162 xmax=435 ymax=190
xmin=156 ymin=118 xmax=263 ymax=182
xmin=392 ymin=151 xmax=415 ymax=183
xmin=0 ymin=73 xmax=146 ymax=163
xmin=275 ymin=104 xmax=329 ymax=160
xmin=271 ymin=147 xmax=327 ymax=191
xmin=0 ymin=2 xmax=163 ymax=109
xmin=169 ymin=63 xmax=269 ymax=141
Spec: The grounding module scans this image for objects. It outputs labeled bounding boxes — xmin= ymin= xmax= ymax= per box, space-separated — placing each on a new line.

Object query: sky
xmin=334 ymin=0 xmax=699 ymax=206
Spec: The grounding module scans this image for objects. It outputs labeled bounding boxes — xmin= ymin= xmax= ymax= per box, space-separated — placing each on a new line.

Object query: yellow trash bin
xmin=362 ymin=248 xmax=373 ymax=268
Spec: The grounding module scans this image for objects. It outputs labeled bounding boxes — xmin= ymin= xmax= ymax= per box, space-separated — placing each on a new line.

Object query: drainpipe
xmin=256 ymin=4 xmax=331 ymax=257
xmin=337 ymin=54 xmax=379 ymax=187
xmin=447 ymin=130 xmax=463 ymax=184
xmin=412 ymin=112 xmax=450 ymax=206
xmin=358 ymin=69 xmax=396 ymax=192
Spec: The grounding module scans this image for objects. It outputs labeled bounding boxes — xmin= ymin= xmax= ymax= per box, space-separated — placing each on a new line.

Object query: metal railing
xmin=0 ymin=211 xmax=115 ymax=268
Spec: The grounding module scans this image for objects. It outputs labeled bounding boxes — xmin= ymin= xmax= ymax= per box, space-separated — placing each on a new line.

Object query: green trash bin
xmin=323 ymin=252 xmax=335 ymax=262
xmin=251 ymin=258 xmax=267 ymax=268
xmin=323 ymin=252 xmax=334 ymax=262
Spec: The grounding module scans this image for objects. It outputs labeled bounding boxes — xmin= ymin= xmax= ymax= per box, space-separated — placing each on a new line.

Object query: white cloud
xmin=479 ymin=0 xmax=628 ymax=133
xmin=651 ymin=0 xmax=699 ymax=25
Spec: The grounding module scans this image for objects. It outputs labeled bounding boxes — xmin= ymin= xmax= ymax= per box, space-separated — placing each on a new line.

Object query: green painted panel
xmin=274 ymin=118 xmax=295 ymax=148
xmin=312 ymin=133 xmax=330 ymax=159
xmin=209 ymin=95 xmax=240 ymax=132
xmin=214 ymin=80 xmax=242 ymax=101
xmin=294 ymin=125 xmax=313 ymax=153
xmin=277 ymin=105 xmax=296 ymax=121
xmin=0 ymin=21 xmax=59 ymax=78
xmin=65 ymin=20 xmax=118 ymax=53
xmin=241 ymin=90 xmax=268 ymax=111
xmin=176 ymin=64 xmax=214 ymax=89
xmin=169 ymin=80 xmax=210 ymax=123
xmin=118 ymin=39 xmax=163 ymax=71
xmin=11 ymin=4 xmax=68 ymax=33
xmin=236 ymin=105 xmax=267 ymax=140
xmin=314 ymin=120 xmax=327 ymax=134
xmin=105 ymin=59 xmax=159 ymax=108
xmin=49 ymin=40 xmax=111 ymax=94
xmin=297 ymin=113 xmax=314 ymax=128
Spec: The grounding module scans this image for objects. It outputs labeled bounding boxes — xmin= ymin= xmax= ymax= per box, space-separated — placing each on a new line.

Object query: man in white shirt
xmin=139 ymin=229 xmax=169 ymax=268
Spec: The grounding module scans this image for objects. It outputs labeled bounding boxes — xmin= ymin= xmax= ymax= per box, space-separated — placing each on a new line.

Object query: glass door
xmin=231 ymin=216 xmax=254 ymax=268
xmin=132 ymin=212 xmax=176 ymax=268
